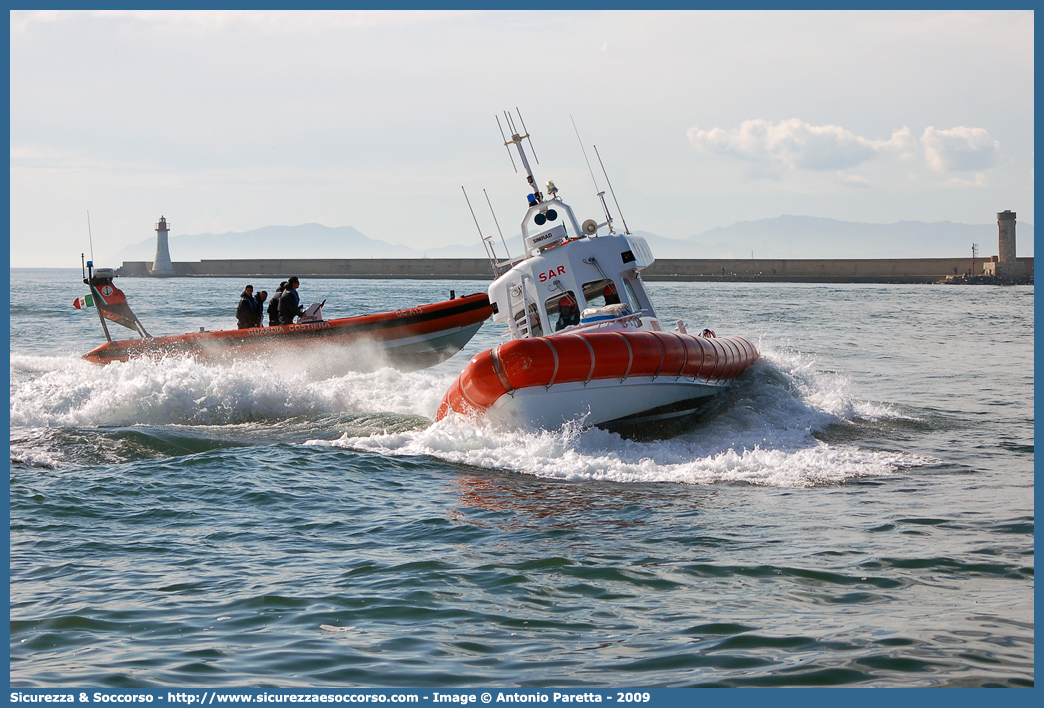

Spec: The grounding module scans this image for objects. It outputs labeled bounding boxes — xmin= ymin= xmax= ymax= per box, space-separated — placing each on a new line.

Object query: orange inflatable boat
xmin=77 ymin=263 xmax=492 ymax=370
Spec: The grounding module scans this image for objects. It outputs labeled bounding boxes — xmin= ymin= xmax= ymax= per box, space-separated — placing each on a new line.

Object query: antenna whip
xmin=86 ymin=210 xmax=95 ymax=262
xmin=483 ymin=189 xmax=511 ymax=262
xmin=463 ymin=186 xmax=501 ymax=276
xmin=570 ymin=115 xmax=600 ymax=194
xmin=495 ymin=115 xmax=517 ymax=173
xmin=594 ymin=145 xmax=630 ymax=235
xmin=515 ymin=107 xmax=539 ymax=164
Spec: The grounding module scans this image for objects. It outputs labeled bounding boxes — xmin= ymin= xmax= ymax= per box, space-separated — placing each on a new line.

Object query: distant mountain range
xmin=109 ymin=216 xmax=1034 ymax=263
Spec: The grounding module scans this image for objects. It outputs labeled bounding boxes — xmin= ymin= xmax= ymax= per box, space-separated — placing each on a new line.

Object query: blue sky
xmin=9 ymin=10 xmax=1034 ymax=267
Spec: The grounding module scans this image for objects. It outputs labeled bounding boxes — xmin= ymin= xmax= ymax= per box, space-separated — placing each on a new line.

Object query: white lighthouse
xmin=150 ymin=216 xmax=175 ymax=275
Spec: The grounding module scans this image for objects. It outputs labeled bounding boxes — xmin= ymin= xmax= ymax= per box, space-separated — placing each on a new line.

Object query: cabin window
xmin=581 ymin=278 xmax=622 ymax=309
xmin=513 ymin=303 xmax=543 ymax=337
xmin=545 ymin=291 xmax=580 ymax=332
xmin=622 ymin=277 xmax=642 ymax=311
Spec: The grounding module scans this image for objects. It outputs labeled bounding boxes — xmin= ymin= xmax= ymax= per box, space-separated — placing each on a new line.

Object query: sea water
xmin=9 ymin=269 xmax=1033 ymax=687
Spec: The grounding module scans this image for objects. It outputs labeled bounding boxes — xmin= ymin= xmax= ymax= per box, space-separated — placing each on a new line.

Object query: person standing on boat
xmin=253 ymin=291 xmax=268 ymax=327
xmin=236 ymin=285 xmax=259 ymax=329
xmin=268 ymin=281 xmax=287 ymax=327
xmin=278 ymin=276 xmax=305 ymax=325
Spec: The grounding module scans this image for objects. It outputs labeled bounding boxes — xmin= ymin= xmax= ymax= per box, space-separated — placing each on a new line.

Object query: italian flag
xmin=73 ymin=294 xmax=94 ymax=309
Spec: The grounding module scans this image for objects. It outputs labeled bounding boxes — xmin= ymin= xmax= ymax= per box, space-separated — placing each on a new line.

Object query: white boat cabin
xmin=488 ymin=193 xmax=660 ymax=340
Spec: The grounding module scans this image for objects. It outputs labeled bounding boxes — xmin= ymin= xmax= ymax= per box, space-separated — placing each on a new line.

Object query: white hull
xmin=483 ymin=376 xmax=726 ymax=430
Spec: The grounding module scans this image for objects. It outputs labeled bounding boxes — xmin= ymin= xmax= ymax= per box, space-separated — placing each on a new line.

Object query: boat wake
xmin=9 ymin=348 xmax=452 ymax=428
xmin=309 ymin=345 xmax=936 ymax=488
xmin=10 ymin=343 xmax=935 ymax=486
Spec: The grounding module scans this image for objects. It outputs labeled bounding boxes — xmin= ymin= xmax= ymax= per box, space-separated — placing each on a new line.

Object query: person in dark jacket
xmin=268 ymin=281 xmax=287 ymax=327
xmin=253 ymin=291 xmax=268 ymax=327
xmin=236 ymin=285 xmax=259 ymax=329
xmin=278 ymin=276 xmax=304 ymax=325
xmin=555 ymin=292 xmax=580 ymax=331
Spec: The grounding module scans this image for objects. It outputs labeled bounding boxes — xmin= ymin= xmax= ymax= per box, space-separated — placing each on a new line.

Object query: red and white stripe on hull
xmin=83 ymin=293 xmax=492 ymax=371
xmin=436 ymin=331 xmax=758 ymax=429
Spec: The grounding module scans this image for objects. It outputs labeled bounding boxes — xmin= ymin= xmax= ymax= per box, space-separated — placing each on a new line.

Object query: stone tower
xmin=150 ymin=216 xmax=175 ymax=275
xmin=997 ymin=210 xmax=1017 ymax=263
xmin=984 ymin=210 xmax=1024 ymax=278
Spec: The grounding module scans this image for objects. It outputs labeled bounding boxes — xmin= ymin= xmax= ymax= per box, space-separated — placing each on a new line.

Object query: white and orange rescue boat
xmin=437 ymin=113 xmax=758 ymax=431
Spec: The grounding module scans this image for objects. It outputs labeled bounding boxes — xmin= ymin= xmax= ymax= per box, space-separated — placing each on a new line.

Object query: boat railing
xmin=498 ymin=310 xmax=648 ymax=340
xmin=505 ymin=274 xmax=539 ymax=339
xmin=571 ymin=311 xmax=645 ymax=332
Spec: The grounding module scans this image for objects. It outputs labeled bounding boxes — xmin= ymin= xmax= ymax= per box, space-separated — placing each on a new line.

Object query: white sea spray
xmin=10 ymin=340 xmax=935 ymax=486
xmin=307 ymin=346 xmax=936 ymax=488
xmin=10 ymin=351 xmax=457 ymax=428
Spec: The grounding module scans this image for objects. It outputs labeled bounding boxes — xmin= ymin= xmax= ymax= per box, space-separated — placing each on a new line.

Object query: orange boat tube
xmin=436 ymin=330 xmax=758 ymax=428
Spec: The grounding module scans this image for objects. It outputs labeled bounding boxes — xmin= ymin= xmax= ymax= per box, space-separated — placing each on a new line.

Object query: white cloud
xmin=945 ymin=173 xmax=990 ymax=188
xmin=689 ymin=119 xmax=1000 ymax=183
xmin=921 ymin=126 xmax=1000 ymax=172
xmin=873 ymin=126 xmax=920 ymax=162
xmin=687 ymin=118 xmax=907 ymax=177
xmin=836 ymin=174 xmax=871 ymax=188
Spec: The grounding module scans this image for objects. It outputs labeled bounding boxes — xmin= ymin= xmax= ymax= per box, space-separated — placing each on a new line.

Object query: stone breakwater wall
xmin=117 ymin=257 xmax=1034 ymax=283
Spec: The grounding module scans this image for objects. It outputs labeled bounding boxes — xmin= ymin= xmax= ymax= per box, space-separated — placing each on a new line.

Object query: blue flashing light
xmin=86 ymin=261 xmax=93 ymax=267
xmin=527 ymin=193 xmax=537 ymax=206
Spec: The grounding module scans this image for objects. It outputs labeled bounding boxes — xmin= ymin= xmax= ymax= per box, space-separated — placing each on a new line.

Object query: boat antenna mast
xmin=463 ymin=186 xmax=508 ymax=278
xmin=483 ymin=188 xmax=512 ymax=264
xmin=86 ymin=209 xmax=96 ymax=262
xmin=83 ymin=214 xmax=113 ymax=343
xmin=496 ymin=108 xmax=542 ymax=202
xmin=570 ymin=114 xmax=615 ymax=234
xmin=593 ymin=145 xmax=630 ymax=235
